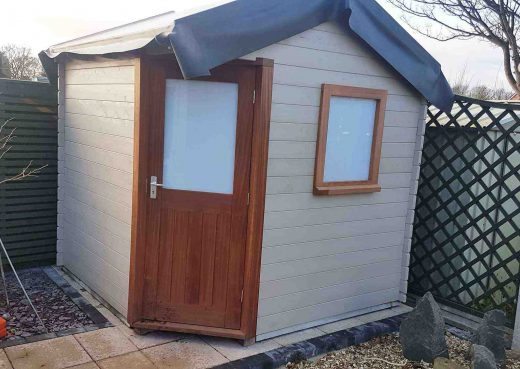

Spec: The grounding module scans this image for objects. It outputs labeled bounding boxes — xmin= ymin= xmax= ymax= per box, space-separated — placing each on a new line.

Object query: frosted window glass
xmin=323 ymin=97 xmax=377 ymax=182
xmin=163 ymin=79 xmax=238 ymax=194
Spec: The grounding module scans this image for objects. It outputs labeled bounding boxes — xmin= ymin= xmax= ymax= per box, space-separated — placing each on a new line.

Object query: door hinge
xmin=253 ymin=90 xmax=256 ymax=104
xmin=240 ymin=289 xmax=244 ymax=303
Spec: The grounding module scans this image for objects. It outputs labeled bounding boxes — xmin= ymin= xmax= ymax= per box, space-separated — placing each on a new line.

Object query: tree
xmin=0 ymin=119 xmax=45 ymax=185
xmin=385 ymin=0 xmax=520 ymax=95
xmin=0 ymin=44 xmax=44 ymax=81
xmin=452 ymin=83 xmax=514 ymax=99
xmin=451 ymin=69 xmax=514 ymax=99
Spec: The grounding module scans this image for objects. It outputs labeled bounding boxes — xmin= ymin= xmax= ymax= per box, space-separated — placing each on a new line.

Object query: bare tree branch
xmin=0 ymin=119 xmax=47 ymax=186
xmin=0 ymin=161 xmax=47 ymax=186
xmin=386 ymin=0 xmax=520 ymax=94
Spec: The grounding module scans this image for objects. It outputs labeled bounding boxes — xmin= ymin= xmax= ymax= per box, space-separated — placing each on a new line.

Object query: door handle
xmin=150 ymin=176 xmax=164 ymax=199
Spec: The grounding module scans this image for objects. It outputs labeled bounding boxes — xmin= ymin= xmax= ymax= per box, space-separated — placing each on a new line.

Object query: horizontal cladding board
xmin=280 ymin=25 xmax=377 ymax=60
xmin=65 ymin=66 xmax=135 ymax=85
xmin=259 ymin=273 xmax=401 ymax=316
xmin=65 ymin=127 xmax=134 ymax=156
xmin=62 ymin=236 xmax=128 ymax=290
xmin=64 ymin=141 xmax=133 ymax=173
xmin=245 ymin=43 xmax=401 ymax=81
xmin=266 ymin=173 xmax=413 ymax=195
xmin=265 ymin=188 xmax=410 ymax=212
xmin=272 ymin=84 xmax=421 ymax=113
xmin=62 ymin=181 xmax=132 ymax=224
xmin=63 ymin=253 xmax=128 ymax=316
xmin=63 ymin=219 xmax=130 ymax=276
xmin=63 ymin=168 xmax=132 ymax=207
xmin=256 ymin=288 xmax=399 ymax=335
xmin=260 ymin=245 xmax=403 ymax=281
xmin=262 ymin=231 xmax=404 ymax=265
xmin=271 ymin=103 xmax=422 ymax=127
xmin=65 ymin=113 xmax=134 ymax=138
xmin=66 ymin=58 xmax=135 ymax=70
xmin=268 ymin=141 xmax=416 ymax=159
xmin=263 ymin=217 xmax=405 ymax=247
xmin=273 ymin=64 xmax=413 ymax=96
xmin=65 ymin=84 xmax=134 ymax=103
xmin=266 ymin=157 xmax=413 ymax=177
xmin=65 ymin=99 xmax=134 ymax=120
xmin=259 ymin=259 xmax=402 ymax=299
xmin=62 ymin=195 xmax=131 ymax=241
xmin=64 ymin=155 xmax=133 ymax=190
xmin=59 ymin=208 xmax=131 ymax=259
xmin=264 ymin=202 xmax=408 ymax=230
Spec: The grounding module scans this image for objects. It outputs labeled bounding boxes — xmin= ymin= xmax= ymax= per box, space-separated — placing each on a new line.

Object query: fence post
xmin=514 ymin=292 xmax=520 ymax=349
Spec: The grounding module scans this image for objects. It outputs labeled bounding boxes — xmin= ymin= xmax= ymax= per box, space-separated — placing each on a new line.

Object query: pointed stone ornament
xmin=474 ymin=310 xmax=507 ymax=366
xmin=400 ymin=292 xmax=449 ymax=363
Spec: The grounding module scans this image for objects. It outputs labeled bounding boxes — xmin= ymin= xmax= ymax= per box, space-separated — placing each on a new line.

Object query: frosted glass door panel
xmin=163 ymin=79 xmax=239 ymax=194
xmin=324 ymin=97 xmax=377 ymax=182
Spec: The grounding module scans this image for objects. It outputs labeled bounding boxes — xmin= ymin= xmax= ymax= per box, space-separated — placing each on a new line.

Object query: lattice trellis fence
xmin=409 ymin=96 xmax=520 ymax=325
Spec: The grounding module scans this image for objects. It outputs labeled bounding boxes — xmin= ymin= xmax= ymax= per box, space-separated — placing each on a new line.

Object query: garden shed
xmin=41 ymin=0 xmax=453 ymax=343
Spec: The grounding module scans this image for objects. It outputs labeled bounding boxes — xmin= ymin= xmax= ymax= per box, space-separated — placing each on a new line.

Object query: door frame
xmin=127 ymin=56 xmax=274 ymax=341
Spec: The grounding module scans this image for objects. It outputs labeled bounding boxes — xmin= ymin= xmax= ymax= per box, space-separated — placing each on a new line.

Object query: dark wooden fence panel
xmin=0 ymin=79 xmax=57 ymax=266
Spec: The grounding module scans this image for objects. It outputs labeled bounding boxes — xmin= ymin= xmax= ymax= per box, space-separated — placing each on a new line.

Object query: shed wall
xmin=242 ymin=21 xmax=426 ymax=339
xmin=57 ymin=58 xmax=135 ymax=316
xmin=56 ymin=21 xmax=426 ymax=336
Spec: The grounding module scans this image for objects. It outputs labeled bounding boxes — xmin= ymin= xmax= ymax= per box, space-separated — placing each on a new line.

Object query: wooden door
xmin=140 ymin=61 xmax=256 ymax=329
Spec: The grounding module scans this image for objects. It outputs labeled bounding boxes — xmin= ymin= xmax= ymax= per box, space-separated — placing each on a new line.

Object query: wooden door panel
xmin=141 ymin=62 xmax=255 ymax=330
xmin=153 ymin=209 xmax=234 ymax=327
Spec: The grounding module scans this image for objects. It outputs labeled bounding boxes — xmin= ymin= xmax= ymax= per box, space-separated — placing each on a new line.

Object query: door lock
xmin=150 ymin=176 xmax=164 ymax=199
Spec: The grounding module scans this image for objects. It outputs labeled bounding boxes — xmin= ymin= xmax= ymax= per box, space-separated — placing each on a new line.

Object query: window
xmin=314 ymin=84 xmax=387 ymax=195
xmin=163 ymin=79 xmax=239 ymax=194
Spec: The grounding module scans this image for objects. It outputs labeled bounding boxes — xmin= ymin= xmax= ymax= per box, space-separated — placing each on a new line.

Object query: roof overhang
xmin=40 ymin=0 xmax=454 ymax=112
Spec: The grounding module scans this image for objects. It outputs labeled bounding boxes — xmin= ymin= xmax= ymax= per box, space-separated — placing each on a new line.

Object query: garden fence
xmin=0 ymin=79 xmax=57 ymax=266
xmin=409 ymin=96 xmax=520 ymax=326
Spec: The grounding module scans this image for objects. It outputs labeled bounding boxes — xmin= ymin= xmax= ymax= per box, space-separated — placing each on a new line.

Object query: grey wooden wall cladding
xmin=0 ymin=79 xmax=58 ymax=266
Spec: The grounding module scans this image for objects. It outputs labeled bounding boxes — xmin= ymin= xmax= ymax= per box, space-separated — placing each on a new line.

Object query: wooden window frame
xmin=314 ymin=84 xmax=388 ymax=196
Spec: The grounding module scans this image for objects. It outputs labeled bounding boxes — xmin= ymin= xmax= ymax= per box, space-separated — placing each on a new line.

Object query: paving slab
xmin=96 ymin=308 xmax=123 ymax=327
xmin=203 ymin=336 xmax=281 ymax=361
xmin=97 ymin=351 xmax=157 ymax=369
xmin=142 ymin=336 xmax=228 ymax=369
xmin=273 ymin=328 xmax=325 ymax=346
xmin=117 ymin=325 xmax=183 ymax=349
xmin=75 ymin=327 xmax=138 ymax=361
xmin=4 ymin=336 xmax=91 ymax=369
xmin=358 ymin=309 xmax=400 ymax=323
xmin=319 ymin=317 xmax=364 ymax=333
xmin=67 ymin=363 xmax=100 ymax=369
xmin=0 ymin=350 xmax=12 ymax=369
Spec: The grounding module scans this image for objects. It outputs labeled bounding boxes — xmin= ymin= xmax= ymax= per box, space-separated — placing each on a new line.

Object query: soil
xmin=0 ymin=267 xmax=94 ymax=340
xmin=286 ymin=333 xmax=520 ymax=369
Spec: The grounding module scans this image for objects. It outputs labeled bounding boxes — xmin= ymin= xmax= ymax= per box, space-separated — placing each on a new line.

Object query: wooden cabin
xmin=41 ymin=0 xmax=453 ymax=343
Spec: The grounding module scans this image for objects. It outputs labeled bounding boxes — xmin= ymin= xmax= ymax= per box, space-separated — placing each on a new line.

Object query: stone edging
xmin=212 ymin=315 xmax=406 ymax=369
xmin=0 ymin=267 xmax=112 ymax=348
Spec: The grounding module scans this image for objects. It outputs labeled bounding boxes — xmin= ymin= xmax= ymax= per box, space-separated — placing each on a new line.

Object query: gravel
xmin=286 ymin=333 xmax=520 ymax=369
xmin=0 ymin=267 xmax=94 ymax=340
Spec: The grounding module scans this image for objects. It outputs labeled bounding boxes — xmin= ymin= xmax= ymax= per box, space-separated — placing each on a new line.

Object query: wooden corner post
xmin=240 ymin=58 xmax=274 ymax=342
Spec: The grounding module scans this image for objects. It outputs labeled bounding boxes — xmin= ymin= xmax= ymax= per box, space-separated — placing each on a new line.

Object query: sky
xmin=0 ymin=0 xmax=507 ymax=90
